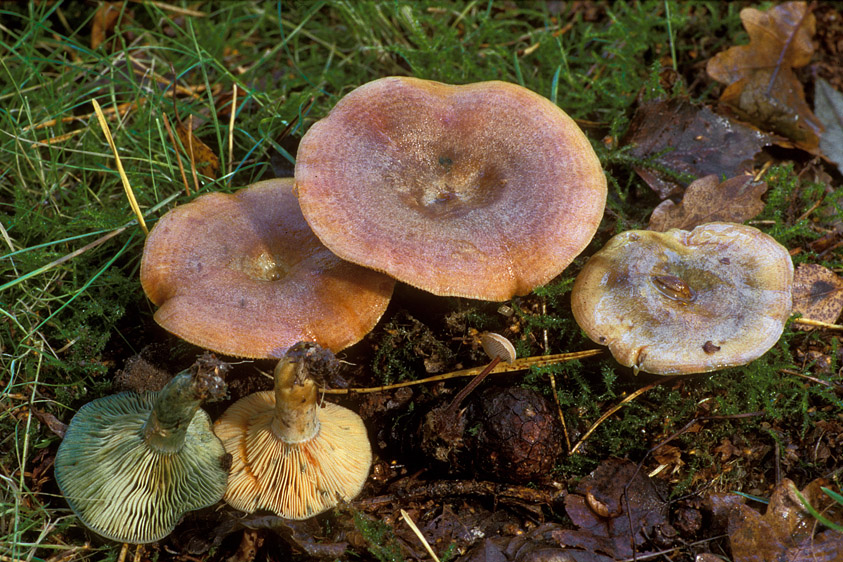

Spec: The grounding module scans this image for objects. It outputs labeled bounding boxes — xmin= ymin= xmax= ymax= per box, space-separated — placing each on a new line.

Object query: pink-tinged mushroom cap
xmin=140 ymin=178 xmax=395 ymax=358
xmin=571 ymin=222 xmax=793 ymax=375
xmin=294 ymin=77 xmax=607 ymax=301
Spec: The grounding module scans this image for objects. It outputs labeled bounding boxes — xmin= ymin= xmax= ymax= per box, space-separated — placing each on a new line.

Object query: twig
xmin=548 ymin=373 xmax=572 ymax=452
xmin=792 ymin=317 xmax=843 ymax=331
xmin=321 ymin=349 xmax=603 ymax=395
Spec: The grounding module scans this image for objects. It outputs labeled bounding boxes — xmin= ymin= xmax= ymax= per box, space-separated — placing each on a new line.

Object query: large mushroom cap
xmin=214 ymin=343 xmax=372 ymax=520
xmin=140 ymin=178 xmax=395 ymax=358
xmin=571 ymin=222 xmax=793 ymax=375
xmin=295 ymin=77 xmax=607 ymax=301
xmin=54 ymin=371 xmax=229 ymax=544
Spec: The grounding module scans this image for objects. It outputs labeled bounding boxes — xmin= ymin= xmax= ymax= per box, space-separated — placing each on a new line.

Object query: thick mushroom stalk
xmin=215 ymin=342 xmax=372 ymax=519
xmin=54 ymin=363 xmax=229 ymax=544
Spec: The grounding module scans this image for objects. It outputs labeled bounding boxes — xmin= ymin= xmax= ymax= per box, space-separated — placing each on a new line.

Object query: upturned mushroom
xmin=214 ymin=342 xmax=371 ymax=519
xmin=294 ymin=76 xmax=607 ymax=301
xmin=571 ymin=222 xmax=793 ymax=375
xmin=54 ymin=360 xmax=229 ymax=544
xmin=140 ymin=178 xmax=395 ymax=359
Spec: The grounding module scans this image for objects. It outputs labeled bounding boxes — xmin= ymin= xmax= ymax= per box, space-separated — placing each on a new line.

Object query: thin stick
xmin=92 ymin=99 xmax=148 ymax=235
xmin=400 ymin=509 xmax=440 ymax=562
xmin=117 ymin=543 xmax=129 ymax=562
xmin=162 ymin=112 xmax=190 ymax=195
xmin=320 ymin=349 xmax=603 ymax=395
xmin=792 ymin=317 xmax=843 ymax=331
xmin=570 ymin=377 xmax=677 ymax=455
xmin=227 ymin=85 xmax=237 ymax=185
xmin=186 ymin=113 xmax=200 ymax=194
xmin=549 ymin=373 xmax=572 ymax=452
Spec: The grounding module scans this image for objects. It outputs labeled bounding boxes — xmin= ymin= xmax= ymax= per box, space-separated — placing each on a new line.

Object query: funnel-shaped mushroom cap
xmin=54 ymin=368 xmax=229 ymax=544
xmin=214 ymin=342 xmax=371 ymax=519
xmin=295 ymin=77 xmax=607 ymax=301
xmin=140 ymin=178 xmax=395 ymax=358
xmin=571 ymin=222 xmax=793 ymax=375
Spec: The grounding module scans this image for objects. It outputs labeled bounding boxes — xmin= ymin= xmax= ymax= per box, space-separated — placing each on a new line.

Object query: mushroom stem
xmin=142 ymin=372 xmax=205 ymax=454
xmin=270 ymin=348 xmax=320 ymax=443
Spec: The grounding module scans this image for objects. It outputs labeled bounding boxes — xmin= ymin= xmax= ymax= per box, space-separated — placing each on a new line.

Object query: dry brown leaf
xmin=728 ymin=478 xmax=843 ymax=562
xmin=706 ymin=1 xmax=823 ymax=151
xmin=91 ymin=2 xmax=132 ymax=51
xmin=647 ymin=175 xmax=767 ymax=231
xmin=624 ymin=99 xmax=775 ymax=199
xmin=175 ymin=117 xmax=221 ymax=180
xmin=792 ymin=263 xmax=843 ymax=329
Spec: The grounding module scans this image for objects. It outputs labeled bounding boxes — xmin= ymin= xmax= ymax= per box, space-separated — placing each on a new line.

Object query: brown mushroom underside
xmin=295 ymin=77 xmax=607 ymax=301
xmin=140 ymin=179 xmax=395 ymax=359
xmin=571 ymin=222 xmax=793 ymax=375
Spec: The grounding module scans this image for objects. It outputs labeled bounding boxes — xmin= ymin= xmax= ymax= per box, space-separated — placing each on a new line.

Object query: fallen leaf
xmin=728 ymin=478 xmax=843 ymax=562
xmin=175 ymin=115 xmax=221 ymax=180
xmin=91 ymin=2 xmax=132 ymax=51
xmin=33 ymin=408 xmax=67 ymax=439
xmin=647 ymin=175 xmax=767 ymax=232
xmin=791 ymin=264 xmax=843 ymax=328
xmin=706 ymin=2 xmax=823 ymax=151
xmin=814 ymin=78 xmax=843 ymax=175
xmin=624 ymin=99 xmax=774 ymax=199
xmin=560 ymin=458 xmax=670 ymax=559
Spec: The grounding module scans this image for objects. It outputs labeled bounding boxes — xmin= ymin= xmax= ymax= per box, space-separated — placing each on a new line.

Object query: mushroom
xmin=140 ymin=178 xmax=395 ymax=358
xmin=294 ymin=76 xmax=607 ymax=301
xmin=54 ymin=361 xmax=229 ymax=544
xmin=214 ymin=342 xmax=371 ymax=519
xmin=571 ymin=222 xmax=793 ymax=375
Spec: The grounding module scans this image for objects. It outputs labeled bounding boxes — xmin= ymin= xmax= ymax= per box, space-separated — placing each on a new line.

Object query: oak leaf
xmin=648 ymin=175 xmax=767 ymax=232
xmin=792 ymin=263 xmax=843 ymax=329
xmin=706 ymin=1 xmax=823 ymax=151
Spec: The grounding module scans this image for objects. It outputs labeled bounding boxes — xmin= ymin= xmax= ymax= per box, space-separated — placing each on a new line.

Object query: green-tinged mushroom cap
xmin=54 ymin=363 xmax=230 ymax=543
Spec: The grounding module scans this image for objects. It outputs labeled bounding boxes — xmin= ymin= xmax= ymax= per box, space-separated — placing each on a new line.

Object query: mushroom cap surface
xmin=140 ymin=178 xmax=395 ymax=358
xmin=294 ymin=77 xmax=607 ymax=301
xmin=54 ymin=388 xmax=228 ymax=543
xmin=571 ymin=222 xmax=793 ymax=375
xmin=214 ymin=390 xmax=372 ymax=519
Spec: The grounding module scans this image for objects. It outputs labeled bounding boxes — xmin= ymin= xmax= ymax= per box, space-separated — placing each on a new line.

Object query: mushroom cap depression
xmin=140 ymin=178 xmax=395 ymax=358
xmin=295 ymin=77 xmax=607 ymax=301
xmin=571 ymin=222 xmax=793 ymax=375
xmin=214 ymin=343 xmax=372 ymax=519
xmin=54 ymin=373 xmax=229 ymax=543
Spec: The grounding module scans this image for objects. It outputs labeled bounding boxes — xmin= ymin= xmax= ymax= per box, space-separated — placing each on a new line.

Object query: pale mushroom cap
xmin=140 ymin=178 xmax=395 ymax=358
xmin=295 ymin=77 xmax=607 ymax=301
xmin=214 ymin=390 xmax=372 ymax=519
xmin=54 ymin=392 xmax=228 ymax=543
xmin=571 ymin=222 xmax=794 ymax=375
xmin=480 ymin=332 xmax=517 ymax=364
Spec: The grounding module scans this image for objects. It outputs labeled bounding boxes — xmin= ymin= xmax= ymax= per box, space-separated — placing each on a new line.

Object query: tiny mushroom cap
xmin=480 ymin=332 xmax=517 ymax=364
xmin=295 ymin=76 xmax=607 ymax=301
xmin=214 ymin=342 xmax=372 ymax=520
xmin=571 ymin=222 xmax=793 ymax=375
xmin=54 ymin=364 xmax=229 ymax=544
xmin=140 ymin=178 xmax=395 ymax=359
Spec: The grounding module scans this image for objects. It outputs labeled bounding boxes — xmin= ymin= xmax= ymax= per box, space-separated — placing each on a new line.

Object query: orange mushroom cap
xmin=571 ymin=222 xmax=794 ymax=375
xmin=140 ymin=178 xmax=395 ymax=358
xmin=295 ymin=77 xmax=607 ymax=301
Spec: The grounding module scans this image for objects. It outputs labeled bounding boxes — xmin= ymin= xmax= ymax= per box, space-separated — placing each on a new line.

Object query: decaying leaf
xmin=175 ymin=116 xmax=221 ymax=180
xmin=624 ymin=99 xmax=774 ymax=199
xmin=814 ymin=78 xmax=843 ymax=175
xmin=648 ymin=175 xmax=767 ymax=231
xmin=792 ymin=263 xmax=843 ymax=329
xmin=728 ymin=478 xmax=843 ymax=562
xmin=706 ymin=1 xmax=823 ymax=151
xmin=91 ymin=2 xmax=132 ymax=51
xmin=559 ymin=458 xmax=670 ymax=559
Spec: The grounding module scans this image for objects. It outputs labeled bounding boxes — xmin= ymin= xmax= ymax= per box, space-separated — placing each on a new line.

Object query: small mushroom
xmin=571 ymin=222 xmax=793 ymax=375
xmin=54 ymin=362 xmax=229 ymax=544
xmin=295 ymin=76 xmax=607 ymax=301
xmin=140 ymin=178 xmax=395 ymax=359
xmin=214 ymin=342 xmax=371 ymax=519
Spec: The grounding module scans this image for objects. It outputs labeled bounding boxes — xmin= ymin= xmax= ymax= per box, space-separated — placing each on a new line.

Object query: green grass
xmin=1 ymin=1 xmax=841 ymax=559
